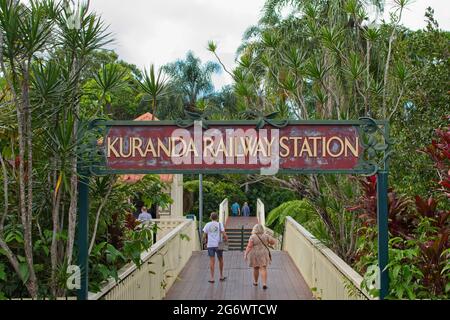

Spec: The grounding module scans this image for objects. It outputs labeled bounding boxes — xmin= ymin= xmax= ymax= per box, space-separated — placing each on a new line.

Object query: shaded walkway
xmin=165 ymin=251 xmax=314 ymax=300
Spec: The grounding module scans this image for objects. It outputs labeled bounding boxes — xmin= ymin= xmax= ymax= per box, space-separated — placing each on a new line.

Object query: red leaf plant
xmin=350 ymin=119 xmax=450 ymax=296
xmin=415 ymin=118 xmax=450 ymax=296
xmin=125 ymin=212 xmax=140 ymax=230
xmin=415 ymin=195 xmax=449 ymax=230
xmin=418 ymin=230 xmax=449 ymax=296
xmin=108 ymin=212 xmax=125 ymax=250
xmin=348 ymin=176 xmax=416 ymax=241
xmin=419 ymin=117 xmax=450 ymax=198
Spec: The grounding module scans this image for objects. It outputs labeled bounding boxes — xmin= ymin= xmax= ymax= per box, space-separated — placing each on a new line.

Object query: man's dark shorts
xmin=207 ymin=247 xmax=223 ymax=258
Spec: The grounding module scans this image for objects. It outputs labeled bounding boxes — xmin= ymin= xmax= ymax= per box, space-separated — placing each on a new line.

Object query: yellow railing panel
xmin=219 ymin=198 xmax=228 ymax=225
xmin=90 ymin=219 xmax=200 ymax=300
xmin=283 ymin=217 xmax=372 ymax=300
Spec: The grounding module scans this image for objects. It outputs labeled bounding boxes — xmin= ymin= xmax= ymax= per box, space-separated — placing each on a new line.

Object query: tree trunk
xmin=66 ymin=56 xmax=83 ymax=267
xmin=365 ymin=40 xmax=371 ymax=115
xmin=0 ymin=34 xmax=37 ymax=298
xmin=382 ymin=7 xmax=404 ymax=118
xmin=0 ymin=239 xmax=41 ymax=297
xmin=14 ymin=83 xmax=30 ymax=296
xmin=21 ymin=64 xmax=38 ymax=298
xmin=50 ymin=172 xmax=62 ymax=297
xmin=106 ymin=102 xmax=112 ymax=116
xmin=151 ymin=98 xmax=156 ymax=120
xmin=88 ymin=180 xmax=114 ymax=254
xmin=0 ymin=153 xmax=8 ymax=227
xmin=66 ymin=126 xmax=78 ymax=268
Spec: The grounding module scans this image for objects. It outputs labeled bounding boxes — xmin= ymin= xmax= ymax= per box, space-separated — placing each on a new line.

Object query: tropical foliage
xmin=266 ymin=200 xmax=317 ymax=234
xmin=0 ymin=0 xmax=448 ymax=300
xmin=206 ymin=0 xmax=449 ymax=299
xmin=184 ymin=179 xmax=247 ymax=223
xmin=0 ymin=1 xmax=172 ymax=299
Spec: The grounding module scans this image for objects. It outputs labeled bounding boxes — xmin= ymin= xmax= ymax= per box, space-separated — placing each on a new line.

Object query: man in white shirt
xmin=202 ymin=212 xmax=228 ymax=283
xmin=138 ymin=206 xmax=152 ymax=222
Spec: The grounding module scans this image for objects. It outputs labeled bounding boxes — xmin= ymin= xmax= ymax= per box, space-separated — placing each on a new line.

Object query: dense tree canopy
xmin=0 ymin=0 xmax=448 ymax=299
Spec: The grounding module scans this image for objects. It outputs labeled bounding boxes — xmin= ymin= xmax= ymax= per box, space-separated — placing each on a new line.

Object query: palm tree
xmin=93 ymin=63 xmax=128 ymax=116
xmin=138 ymin=64 xmax=169 ymax=120
xmin=163 ymin=51 xmax=220 ymax=112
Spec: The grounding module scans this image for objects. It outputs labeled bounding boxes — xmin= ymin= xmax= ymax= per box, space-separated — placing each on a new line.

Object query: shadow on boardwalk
xmin=165 ymin=251 xmax=314 ymax=300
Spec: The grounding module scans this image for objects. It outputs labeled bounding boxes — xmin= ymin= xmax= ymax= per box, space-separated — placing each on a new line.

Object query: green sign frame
xmin=81 ymin=117 xmax=390 ymax=176
xmin=76 ymin=117 xmax=391 ymax=300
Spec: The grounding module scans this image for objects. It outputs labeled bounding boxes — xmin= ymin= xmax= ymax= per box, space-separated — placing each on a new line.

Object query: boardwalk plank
xmin=165 ymin=251 xmax=314 ymax=300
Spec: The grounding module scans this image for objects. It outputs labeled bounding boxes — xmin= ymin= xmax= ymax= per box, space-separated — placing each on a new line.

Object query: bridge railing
xmin=283 ymin=216 xmax=372 ymax=300
xmin=137 ymin=218 xmax=187 ymax=241
xmin=257 ymin=199 xmax=282 ymax=250
xmin=256 ymin=198 xmax=265 ymax=227
xmin=89 ymin=218 xmax=200 ymax=300
xmin=219 ymin=198 xmax=228 ymax=225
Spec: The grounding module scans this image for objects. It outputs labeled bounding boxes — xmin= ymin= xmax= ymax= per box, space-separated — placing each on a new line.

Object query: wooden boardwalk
xmin=165 ymin=251 xmax=314 ymax=300
xmin=225 ymin=216 xmax=258 ymax=229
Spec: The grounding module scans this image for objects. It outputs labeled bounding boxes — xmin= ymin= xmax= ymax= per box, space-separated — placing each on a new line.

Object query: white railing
xmin=219 ymin=198 xmax=228 ymax=225
xmin=257 ymin=199 xmax=282 ymax=250
xmin=90 ymin=219 xmax=200 ymax=300
xmin=149 ymin=218 xmax=187 ymax=241
xmin=283 ymin=217 xmax=372 ymax=300
xmin=256 ymin=198 xmax=265 ymax=226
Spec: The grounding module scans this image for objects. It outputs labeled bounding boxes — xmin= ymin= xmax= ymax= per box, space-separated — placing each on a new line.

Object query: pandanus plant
xmin=93 ymin=63 xmax=128 ymax=116
xmin=0 ymin=0 xmax=111 ymax=298
xmin=138 ymin=64 xmax=169 ymax=120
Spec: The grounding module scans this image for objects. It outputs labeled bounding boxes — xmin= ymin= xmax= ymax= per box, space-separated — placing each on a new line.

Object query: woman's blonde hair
xmin=252 ymin=224 xmax=265 ymax=235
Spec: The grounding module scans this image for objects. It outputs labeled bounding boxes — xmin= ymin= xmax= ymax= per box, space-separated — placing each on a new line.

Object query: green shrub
xmin=266 ymin=200 xmax=317 ymax=234
xmin=245 ymin=183 xmax=297 ymax=213
xmin=183 ymin=179 xmax=247 ymax=221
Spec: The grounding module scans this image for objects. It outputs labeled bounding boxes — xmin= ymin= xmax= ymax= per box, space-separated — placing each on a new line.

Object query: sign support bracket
xmin=377 ymin=170 xmax=389 ymax=300
xmin=77 ymin=170 xmax=90 ymax=300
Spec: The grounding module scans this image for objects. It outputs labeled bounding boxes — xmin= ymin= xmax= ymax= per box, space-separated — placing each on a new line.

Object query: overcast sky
xmin=89 ymin=0 xmax=450 ymax=90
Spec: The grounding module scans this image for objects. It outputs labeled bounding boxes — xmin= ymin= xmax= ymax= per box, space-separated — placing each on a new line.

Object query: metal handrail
xmin=241 ymin=225 xmax=244 ymax=251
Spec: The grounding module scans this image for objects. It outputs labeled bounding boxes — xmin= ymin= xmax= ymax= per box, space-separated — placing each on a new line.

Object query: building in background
xmin=120 ymin=113 xmax=184 ymax=219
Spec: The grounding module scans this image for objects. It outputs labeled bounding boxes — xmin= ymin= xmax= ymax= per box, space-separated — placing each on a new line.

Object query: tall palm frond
xmin=138 ymin=64 xmax=169 ymax=119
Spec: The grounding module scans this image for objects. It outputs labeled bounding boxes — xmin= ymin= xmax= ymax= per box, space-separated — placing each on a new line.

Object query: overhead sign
xmin=88 ymin=119 xmax=387 ymax=175
xmin=77 ymin=117 xmax=391 ymax=302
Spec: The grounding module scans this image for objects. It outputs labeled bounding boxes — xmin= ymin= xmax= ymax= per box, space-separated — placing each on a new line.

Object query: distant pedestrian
xmin=138 ymin=206 xmax=152 ymax=222
xmin=244 ymin=224 xmax=277 ymax=290
xmin=242 ymin=202 xmax=250 ymax=217
xmin=231 ymin=201 xmax=240 ymax=216
xmin=202 ymin=212 xmax=228 ymax=283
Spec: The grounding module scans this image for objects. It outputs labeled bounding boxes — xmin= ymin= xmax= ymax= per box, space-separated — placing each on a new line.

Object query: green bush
xmin=183 ymin=179 xmax=247 ymax=222
xmin=266 ymin=200 xmax=317 ymax=234
xmin=245 ymin=183 xmax=297 ymax=213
